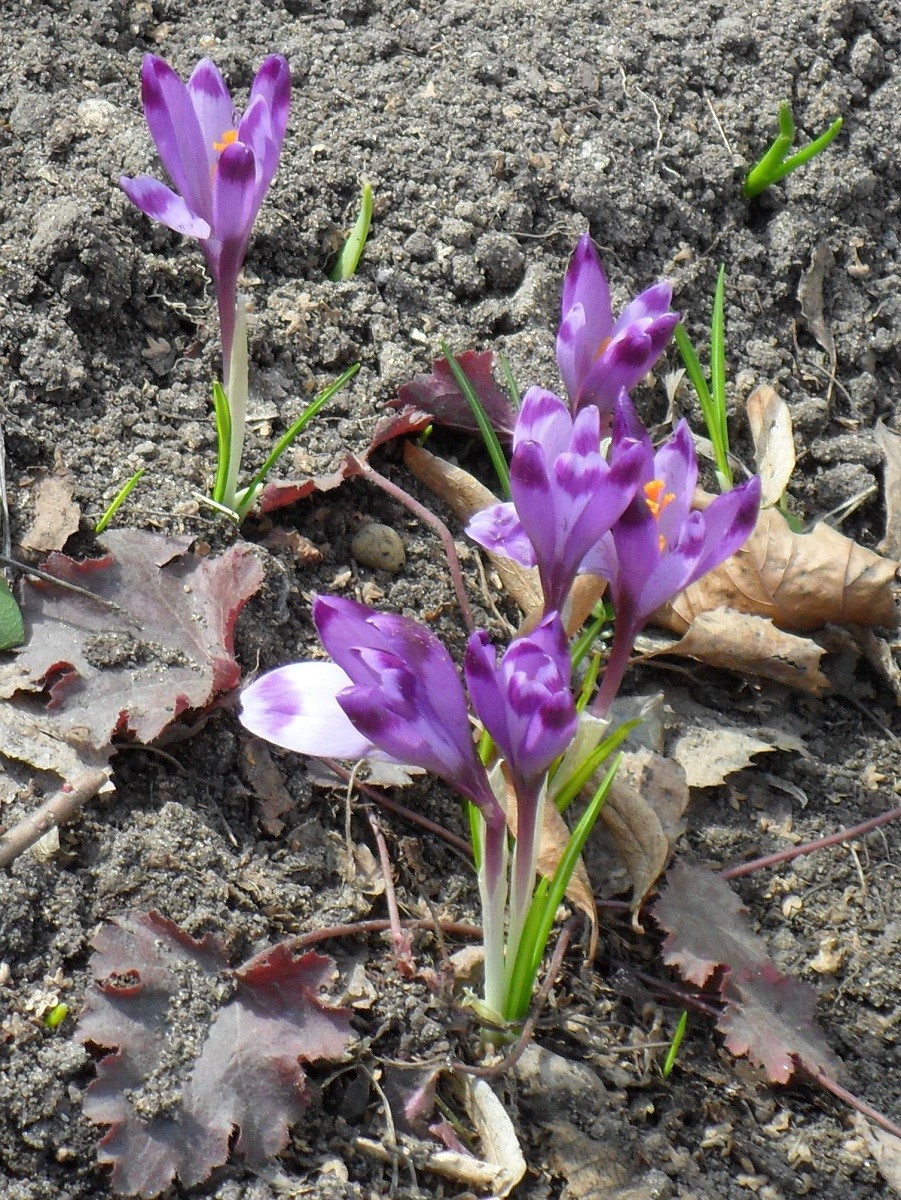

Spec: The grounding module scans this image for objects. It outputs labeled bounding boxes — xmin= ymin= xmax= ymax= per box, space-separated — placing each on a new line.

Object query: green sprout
xmin=744 ymin=104 xmax=843 ymax=200
xmin=211 ymin=362 xmax=360 ymax=522
xmin=94 ymin=468 xmax=146 ymax=535
xmin=662 ymin=1010 xmax=688 ymax=1077
xmin=440 ymin=340 xmax=511 ymax=499
xmin=674 ymin=265 xmax=733 ymax=491
xmin=330 ymin=181 xmax=374 ymax=282
xmin=44 ymin=1003 xmax=69 ymax=1031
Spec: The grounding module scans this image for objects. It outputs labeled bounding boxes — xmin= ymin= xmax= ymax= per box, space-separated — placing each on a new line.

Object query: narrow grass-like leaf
xmin=440 ymin=340 xmax=510 ymax=499
xmin=234 ymin=363 xmax=360 ymax=519
xmin=571 ymin=605 xmax=609 ymax=671
xmin=674 ymin=317 xmax=732 ymax=490
xmin=211 ymin=380 xmax=232 ymax=505
xmin=0 ymin=576 xmax=24 ymax=650
xmin=663 ymin=1011 xmax=688 ymax=1077
xmin=576 ymin=652 xmax=601 ymax=714
xmin=330 ymin=181 xmax=373 ymax=282
xmin=709 ymin=265 xmax=731 ymax=485
xmin=504 ymin=754 xmax=621 ymax=1021
xmin=499 ymin=355 xmax=521 ymax=411
xmin=94 ymin=468 xmax=146 ymax=535
xmin=553 ymin=720 xmax=637 ymax=814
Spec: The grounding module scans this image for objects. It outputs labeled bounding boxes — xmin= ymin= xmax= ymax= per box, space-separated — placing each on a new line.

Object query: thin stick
xmin=0 ymin=555 xmax=131 ymax=618
xmin=359 ymin=462 xmax=475 ymax=632
xmin=286 ymin=916 xmax=481 ymax=951
xmin=322 ymin=758 xmax=472 ymax=856
xmin=0 ymin=408 xmax=11 ymax=572
xmin=720 ymin=806 xmax=901 ymax=881
xmin=811 ymin=1068 xmax=901 ymax=1141
xmin=0 ymin=768 xmax=110 ymax=869
xmin=366 ymin=809 xmax=415 ymax=970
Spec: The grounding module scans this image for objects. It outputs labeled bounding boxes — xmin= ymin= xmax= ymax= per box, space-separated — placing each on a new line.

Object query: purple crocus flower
xmin=466 ymin=387 xmax=644 ymax=616
xmin=465 ymin=612 xmax=576 ymax=789
xmin=557 ymin=234 xmax=678 ymax=418
xmin=242 ymin=595 xmax=502 ymax=816
xmin=120 ymin=54 xmax=290 ymax=375
xmin=586 ymin=395 xmax=761 ymax=714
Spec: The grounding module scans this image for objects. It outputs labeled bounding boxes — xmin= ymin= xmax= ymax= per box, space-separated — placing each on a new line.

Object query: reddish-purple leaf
xmin=653 ymin=863 xmax=843 ymax=1084
xmin=77 ymin=912 xmax=352 ymax=1198
xmin=392 ymin=350 xmax=517 ymax=443
xmin=719 ymin=963 xmax=843 ymax=1085
xmin=258 ymin=455 xmax=359 ymax=514
xmin=0 ymin=531 xmax=262 ymax=748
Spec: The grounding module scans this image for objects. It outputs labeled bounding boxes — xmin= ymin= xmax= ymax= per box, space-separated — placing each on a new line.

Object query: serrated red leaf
xmin=653 ymin=863 xmax=843 ymax=1084
xmin=76 ymin=912 xmax=352 ymax=1198
xmin=0 ymin=531 xmax=263 ymax=749
xmin=391 ymin=350 xmax=517 ymax=443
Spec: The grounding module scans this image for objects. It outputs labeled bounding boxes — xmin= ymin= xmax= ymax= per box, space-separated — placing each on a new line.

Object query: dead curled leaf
xmin=20 ymin=464 xmax=81 ymax=553
xmin=640 ymin=611 xmax=831 ymax=695
xmin=586 ymin=748 xmax=689 ymax=914
xmin=657 ymin=498 xmax=899 ymax=635
xmin=746 ymin=385 xmax=795 ymax=508
xmin=876 ymin=420 xmax=901 ymax=562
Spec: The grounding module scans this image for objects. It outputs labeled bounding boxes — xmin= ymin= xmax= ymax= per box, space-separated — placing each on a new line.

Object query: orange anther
xmin=643 ymin=479 xmax=675 ymax=519
xmin=213 ymin=128 xmax=239 ymax=153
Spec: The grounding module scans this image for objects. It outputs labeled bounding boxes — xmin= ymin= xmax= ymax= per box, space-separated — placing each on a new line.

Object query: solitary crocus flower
xmin=586 ymin=395 xmax=761 ymax=714
xmin=120 ymin=54 xmax=291 ymax=376
xmin=466 ymin=388 xmax=644 ymax=616
xmin=556 ymin=234 xmax=678 ymax=418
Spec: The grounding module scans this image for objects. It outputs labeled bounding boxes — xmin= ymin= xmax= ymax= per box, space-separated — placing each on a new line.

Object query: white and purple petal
xmin=465 ymin=502 xmax=537 ymax=568
xmin=239 ymin=661 xmax=375 ymax=758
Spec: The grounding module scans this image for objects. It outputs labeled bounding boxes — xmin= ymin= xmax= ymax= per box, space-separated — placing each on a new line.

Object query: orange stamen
xmin=213 ymin=128 xmax=239 ymax=153
xmin=643 ymin=479 xmax=675 ymax=519
xmin=593 ymin=335 xmax=612 ymax=362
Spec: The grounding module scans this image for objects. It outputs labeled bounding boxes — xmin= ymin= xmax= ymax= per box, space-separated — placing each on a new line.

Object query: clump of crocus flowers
xmin=121 ymin=54 xmax=357 ymax=518
xmin=240 ymin=235 xmax=761 ymax=1028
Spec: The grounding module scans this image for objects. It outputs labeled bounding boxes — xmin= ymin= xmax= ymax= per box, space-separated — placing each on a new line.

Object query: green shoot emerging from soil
xmin=331 ymin=181 xmax=374 ymax=281
xmin=95 ymin=468 xmax=146 ymax=535
xmin=744 ymin=104 xmax=843 ymax=199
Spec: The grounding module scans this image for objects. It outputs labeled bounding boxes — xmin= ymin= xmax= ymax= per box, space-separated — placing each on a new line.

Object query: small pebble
xmin=351 ymin=523 xmax=406 ymax=572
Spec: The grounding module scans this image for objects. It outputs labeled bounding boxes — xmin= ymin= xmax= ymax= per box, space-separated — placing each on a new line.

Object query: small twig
xmin=322 ymin=758 xmax=472 ymax=856
xmin=631 ymin=969 xmax=722 ymax=1019
xmin=286 ymin=917 xmax=482 ymax=951
xmin=367 ymin=809 xmax=416 ymax=971
xmin=703 ymin=88 xmax=735 ymax=157
xmin=720 ymin=806 xmax=901 ymax=881
xmin=0 ymin=554 xmax=132 ymax=619
xmin=0 ymin=408 xmax=11 ymax=574
xmin=0 ymin=767 xmax=111 ymax=869
xmin=455 ymin=917 xmax=579 ymax=1079
xmin=811 ymin=1068 xmax=901 ymax=1141
xmin=359 ymin=462 xmax=475 ymax=632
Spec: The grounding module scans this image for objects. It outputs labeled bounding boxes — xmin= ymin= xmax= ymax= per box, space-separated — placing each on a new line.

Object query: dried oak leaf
xmin=653 ymin=862 xmax=843 ymax=1084
xmin=0 ymin=530 xmax=263 ymax=750
xmin=77 ymin=911 xmax=352 ymax=1198
xmin=656 ymin=499 xmax=898 ymax=635
xmin=392 ymin=350 xmax=517 ymax=443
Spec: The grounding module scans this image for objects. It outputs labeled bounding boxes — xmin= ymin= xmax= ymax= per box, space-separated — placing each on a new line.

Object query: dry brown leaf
xmin=746 ymin=385 xmax=795 ymax=507
xmin=657 ymin=500 xmax=898 ymax=634
xmin=667 ymin=694 xmax=806 ymax=790
xmin=798 ymin=241 xmax=837 ymax=380
xmin=645 ymin=609 xmax=831 ymax=694
xmin=856 ymin=1117 xmax=901 ymax=1196
xmin=20 ymin=466 xmax=81 ymax=553
xmin=876 ymin=420 xmax=901 ymax=562
xmin=239 ymin=738 xmax=295 ymax=836
xmin=594 ymin=771 xmax=669 ymax=914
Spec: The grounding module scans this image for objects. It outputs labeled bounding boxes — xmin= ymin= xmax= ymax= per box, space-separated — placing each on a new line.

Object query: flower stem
xmin=590 ymin=622 xmax=636 ymax=717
